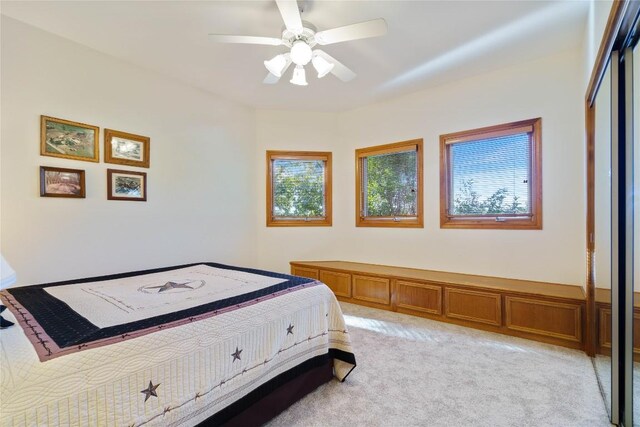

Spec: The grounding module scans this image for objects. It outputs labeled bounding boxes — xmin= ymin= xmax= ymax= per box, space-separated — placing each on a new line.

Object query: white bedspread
xmin=0 ymin=268 xmax=354 ymax=426
xmin=44 ymin=265 xmax=286 ymax=328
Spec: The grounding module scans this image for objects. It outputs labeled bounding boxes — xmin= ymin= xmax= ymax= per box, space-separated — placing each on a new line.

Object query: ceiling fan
xmin=209 ymin=0 xmax=387 ymax=86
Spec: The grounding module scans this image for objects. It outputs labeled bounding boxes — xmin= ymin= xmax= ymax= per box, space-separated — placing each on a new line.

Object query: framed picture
xmin=104 ymin=129 xmax=150 ymax=168
xmin=40 ymin=166 xmax=86 ymax=198
xmin=107 ymin=169 xmax=147 ymax=201
xmin=40 ymin=116 xmax=99 ymax=162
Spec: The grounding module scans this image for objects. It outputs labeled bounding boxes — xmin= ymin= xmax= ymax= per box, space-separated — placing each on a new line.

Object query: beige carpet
xmin=268 ymin=302 xmax=610 ymax=427
xmin=593 ymin=355 xmax=612 ymax=418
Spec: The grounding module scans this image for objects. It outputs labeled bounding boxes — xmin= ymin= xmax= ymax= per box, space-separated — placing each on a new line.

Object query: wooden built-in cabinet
xmin=595 ymin=289 xmax=640 ymax=360
xmin=291 ymin=260 xmax=586 ymax=350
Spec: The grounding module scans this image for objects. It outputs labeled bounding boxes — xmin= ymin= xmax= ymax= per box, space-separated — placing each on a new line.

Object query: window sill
xmin=267 ymin=218 xmax=332 ymax=227
xmin=440 ymin=216 xmax=542 ymax=230
xmin=356 ymin=217 xmax=424 ymax=228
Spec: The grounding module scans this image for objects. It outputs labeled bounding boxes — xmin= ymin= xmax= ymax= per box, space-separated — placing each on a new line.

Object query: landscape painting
xmin=113 ymin=137 xmax=142 ymax=161
xmin=107 ymin=169 xmax=147 ymax=201
xmin=40 ymin=116 xmax=99 ymax=162
xmin=104 ymin=129 xmax=150 ymax=168
xmin=40 ymin=166 xmax=86 ymax=198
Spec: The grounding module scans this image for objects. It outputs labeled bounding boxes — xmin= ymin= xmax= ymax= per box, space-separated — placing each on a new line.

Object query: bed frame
xmin=202 ymin=356 xmax=334 ymax=426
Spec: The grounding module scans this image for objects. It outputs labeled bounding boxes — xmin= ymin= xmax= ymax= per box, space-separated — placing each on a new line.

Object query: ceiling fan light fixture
xmin=290 ymin=41 xmax=313 ymax=65
xmin=311 ymin=54 xmax=334 ymax=78
xmin=264 ymin=54 xmax=288 ymax=77
xmin=290 ymin=65 xmax=308 ymax=86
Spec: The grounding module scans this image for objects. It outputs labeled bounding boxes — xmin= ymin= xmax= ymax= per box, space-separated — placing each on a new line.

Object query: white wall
xmin=256 ymin=49 xmax=586 ymax=287
xmin=1 ymin=17 xmax=258 ymax=285
xmin=583 ymin=0 xmax=614 ymax=89
xmin=255 ymin=110 xmax=341 ymax=269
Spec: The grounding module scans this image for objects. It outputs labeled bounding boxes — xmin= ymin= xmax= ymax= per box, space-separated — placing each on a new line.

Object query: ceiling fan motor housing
xmin=281 ymin=23 xmax=317 ymax=48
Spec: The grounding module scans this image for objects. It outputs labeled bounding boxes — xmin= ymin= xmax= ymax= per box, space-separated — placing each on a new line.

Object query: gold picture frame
xmin=40 ymin=115 xmax=99 ymax=162
xmin=104 ymin=129 xmax=150 ymax=168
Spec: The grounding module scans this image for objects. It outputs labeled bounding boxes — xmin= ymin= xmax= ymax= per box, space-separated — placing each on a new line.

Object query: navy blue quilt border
xmin=5 ymin=262 xmax=314 ymax=348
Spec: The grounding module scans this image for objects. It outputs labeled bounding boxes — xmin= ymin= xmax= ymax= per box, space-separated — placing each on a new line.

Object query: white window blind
xmin=449 ymin=132 xmax=531 ymax=216
xmin=272 ymin=159 xmax=326 ymax=218
xmin=362 ymin=149 xmax=418 ymax=217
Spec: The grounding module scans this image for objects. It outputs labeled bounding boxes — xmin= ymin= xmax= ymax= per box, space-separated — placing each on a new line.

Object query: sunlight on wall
xmin=380 ymin=1 xmax=587 ymax=93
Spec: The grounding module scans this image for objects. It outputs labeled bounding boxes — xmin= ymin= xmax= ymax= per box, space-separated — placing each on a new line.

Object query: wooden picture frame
xmin=104 ymin=129 xmax=150 ymax=168
xmin=40 ymin=166 xmax=86 ymax=198
xmin=40 ymin=116 xmax=99 ymax=162
xmin=107 ymin=169 xmax=147 ymax=201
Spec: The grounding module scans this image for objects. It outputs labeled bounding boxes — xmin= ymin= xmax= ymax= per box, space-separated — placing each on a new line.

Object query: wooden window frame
xmin=355 ymin=139 xmax=424 ymax=228
xmin=266 ymin=150 xmax=332 ymax=227
xmin=439 ymin=118 xmax=542 ymax=230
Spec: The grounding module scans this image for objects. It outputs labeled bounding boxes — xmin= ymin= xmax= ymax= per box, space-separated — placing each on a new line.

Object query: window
xmin=356 ymin=139 xmax=423 ymax=227
xmin=266 ymin=151 xmax=332 ymax=227
xmin=440 ymin=118 xmax=542 ymax=229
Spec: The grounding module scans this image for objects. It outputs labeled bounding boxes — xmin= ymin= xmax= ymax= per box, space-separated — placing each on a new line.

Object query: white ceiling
xmin=1 ymin=1 xmax=589 ymax=112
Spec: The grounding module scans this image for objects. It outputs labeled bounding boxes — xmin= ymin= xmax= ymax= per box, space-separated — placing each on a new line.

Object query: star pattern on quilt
xmin=231 ymin=346 xmax=242 ymax=362
xmin=140 ymin=381 xmax=160 ymax=402
xmin=147 ymin=281 xmax=194 ymax=293
xmin=287 ymin=324 xmax=294 ymax=335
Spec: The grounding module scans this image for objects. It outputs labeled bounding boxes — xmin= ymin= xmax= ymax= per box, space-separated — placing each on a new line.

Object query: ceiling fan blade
xmin=313 ymin=50 xmax=356 ymax=82
xmin=209 ymin=35 xmax=283 ymax=46
xmin=315 ymin=18 xmax=387 ymax=45
xmin=263 ymin=73 xmax=281 ymax=84
xmin=275 ymin=0 xmax=303 ymax=34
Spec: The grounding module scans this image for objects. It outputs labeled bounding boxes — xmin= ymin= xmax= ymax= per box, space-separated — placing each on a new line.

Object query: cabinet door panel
xmin=353 ymin=275 xmax=390 ymax=305
xmin=445 ymin=288 xmax=501 ymax=326
xmin=291 ymin=266 xmax=319 ymax=280
xmin=397 ymin=280 xmax=442 ymax=314
xmin=505 ymin=296 xmax=581 ymax=342
xmin=319 ymin=270 xmax=351 ymax=298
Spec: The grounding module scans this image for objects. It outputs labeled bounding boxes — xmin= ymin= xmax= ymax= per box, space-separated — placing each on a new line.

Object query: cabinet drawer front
xmin=505 ymin=297 xmax=581 ymax=342
xmin=397 ymin=280 xmax=442 ymax=314
xmin=319 ymin=270 xmax=351 ymax=298
xmin=353 ymin=275 xmax=390 ymax=305
xmin=445 ymin=288 xmax=501 ymax=326
xmin=291 ymin=266 xmax=319 ymax=280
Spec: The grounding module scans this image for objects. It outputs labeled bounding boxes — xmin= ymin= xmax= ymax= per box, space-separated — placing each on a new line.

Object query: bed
xmin=0 ymin=262 xmax=356 ymax=426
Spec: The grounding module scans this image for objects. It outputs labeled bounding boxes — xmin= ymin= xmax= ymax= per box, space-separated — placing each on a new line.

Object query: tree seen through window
xmin=364 ymin=150 xmax=417 ymax=217
xmin=450 ymin=132 xmax=531 ymax=216
xmin=272 ymin=159 xmax=325 ymax=218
